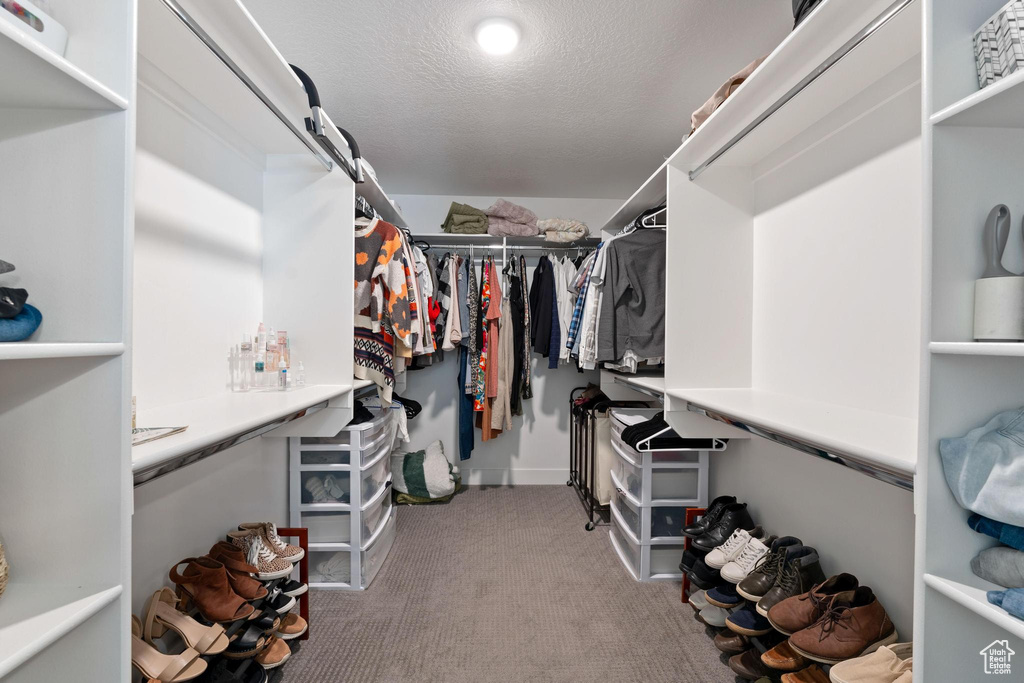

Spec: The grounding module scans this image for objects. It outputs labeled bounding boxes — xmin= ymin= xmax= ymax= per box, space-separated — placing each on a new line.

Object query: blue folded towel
xmin=987 ymin=588 xmax=1024 ymax=621
xmin=969 ymin=514 xmax=1024 ymax=553
xmin=0 ymin=303 xmax=41 ymax=342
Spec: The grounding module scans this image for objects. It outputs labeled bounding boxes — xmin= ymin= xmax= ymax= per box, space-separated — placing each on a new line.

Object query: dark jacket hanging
xmin=529 ymin=256 xmax=555 ymax=356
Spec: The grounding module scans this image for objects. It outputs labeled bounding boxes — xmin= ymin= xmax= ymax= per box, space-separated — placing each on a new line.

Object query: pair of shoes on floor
xmin=683 ymin=495 xmax=758 ymax=553
xmin=131 ymin=589 xmax=228 ymax=681
xmin=705 ymin=527 xmax=775 ymax=583
xmin=304 ymin=474 xmax=348 ymax=503
xmin=230 ymin=522 xmax=304 ymax=580
xmin=773 ymin=650 xmax=910 ymax=683
xmin=737 ymin=537 xmax=825 ymax=616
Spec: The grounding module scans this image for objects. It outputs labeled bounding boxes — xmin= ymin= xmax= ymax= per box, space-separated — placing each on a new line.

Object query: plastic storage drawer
xmin=649 ymin=504 xmax=687 ymax=539
xmin=298 ymin=407 xmax=397 ymax=467
xmin=299 ymin=470 xmax=350 ymax=505
xmin=649 ymin=543 xmax=684 ymax=577
xmin=360 ymin=449 xmax=391 ymax=501
xmin=610 ymin=513 xmax=641 ymax=580
xmin=611 ymin=444 xmax=643 ymax=501
xmin=611 ymin=429 xmax=702 ymax=465
xmin=361 ymin=508 xmax=397 ymax=586
xmin=361 ymin=478 xmax=393 ymax=539
xmin=612 ymin=488 xmax=642 ymax=542
xmin=609 ymin=407 xmax=661 ymax=443
xmin=301 ymin=510 xmax=351 ymax=544
xmin=309 ymin=549 xmax=351 ymax=585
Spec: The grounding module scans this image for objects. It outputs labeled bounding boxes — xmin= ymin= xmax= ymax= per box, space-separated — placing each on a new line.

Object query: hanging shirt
xmin=519 ymin=254 xmax=533 ymax=401
xmin=474 ymin=260 xmax=490 ymax=411
xmin=485 ymin=259 xmax=502 ymax=398
xmin=597 ymin=229 xmax=666 ymax=364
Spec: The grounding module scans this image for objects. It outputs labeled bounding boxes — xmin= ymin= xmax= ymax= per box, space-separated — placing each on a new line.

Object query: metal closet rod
xmin=158 ymin=0 xmax=334 ymax=172
xmin=688 ymin=0 xmax=916 ymax=181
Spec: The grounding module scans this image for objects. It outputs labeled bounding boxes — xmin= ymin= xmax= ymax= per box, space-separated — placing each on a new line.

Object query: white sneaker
xmin=705 ymin=528 xmax=751 ymax=569
xmin=721 ymin=536 xmax=771 ymax=583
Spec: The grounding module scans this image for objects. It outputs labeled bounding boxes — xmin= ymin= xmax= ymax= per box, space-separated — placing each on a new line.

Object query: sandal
xmin=247 ymin=606 xmax=281 ymax=634
xmin=131 ymin=615 xmax=207 ymax=682
xmin=169 ymin=557 xmax=255 ymax=623
xmin=206 ymin=542 xmax=269 ymax=601
xmin=224 ymin=621 xmax=267 ymax=660
xmin=143 ymin=588 xmax=229 ymax=656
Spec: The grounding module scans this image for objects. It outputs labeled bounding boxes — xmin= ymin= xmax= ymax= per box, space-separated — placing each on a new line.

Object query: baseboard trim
xmin=462 ymin=468 xmax=569 ymax=486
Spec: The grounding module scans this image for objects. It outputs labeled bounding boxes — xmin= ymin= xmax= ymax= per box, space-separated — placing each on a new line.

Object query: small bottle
xmin=255 ymin=350 xmax=265 ymax=389
xmin=277 ymin=358 xmax=288 ymax=391
xmin=239 ymin=336 xmax=252 ymax=391
xmin=296 ymin=361 xmax=306 ymax=387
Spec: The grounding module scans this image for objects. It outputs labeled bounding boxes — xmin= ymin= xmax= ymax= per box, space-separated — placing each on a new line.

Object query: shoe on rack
xmin=687 ymin=555 xmax=722 ymax=589
xmin=142 ymin=588 xmax=229 ymax=656
xmin=722 ymin=534 xmax=775 ymax=584
xmin=131 ymin=615 xmax=207 ymax=682
xmin=781 ymin=664 xmax=831 ymax=682
xmin=255 ymin=635 xmax=292 ymax=670
xmin=756 ymin=546 xmax=826 ymax=617
xmin=238 ymin=522 xmax=305 ymax=563
xmin=279 ymin=578 xmax=308 ymax=598
xmin=274 ymin=613 xmax=308 ymax=641
xmin=169 ymin=558 xmax=255 ymax=623
xmin=688 ymin=588 xmax=710 ymax=612
xmin=760 ymin=640 xmax=807 ymax=672
xmin=267 ymin=587 xmax=296 ymax=615
xmin=692 ymin=502 xmax=755 ymax=552
xmin=206 ymin=542 xmax=269 ymax=601
xmin=737 ymin=535 xmax=802 ymax=602
xmin=714 ymin=629 xmax=750 ymax=655
xmin=679 ymin=546 xmax=708 ymax=573
xmin=698 ymin=604 xmax=732 ymax=628
xmin=224 ymin=621 xmax=268 ymax=660
xmin=729 ymin=647 xmax=773 ymax=681
xmin=227 ymin=529 xmax=294 ymax=581
xmin=789 ymin=586 xmax=898 ymax=665
xmin=767 ymin=572 xmax=859 ymax=635
xmin=726 ymin=602 xmax=774 ymax=637
xmin=705 ymin=583 xmax=745 ymax=608
xmin=828 ymin=641 xmax=913 ymax=683
xmin=682 ymin=495 xmax=737 ymax=538
xmin=705 ymin=526 xmax=765 ymax=569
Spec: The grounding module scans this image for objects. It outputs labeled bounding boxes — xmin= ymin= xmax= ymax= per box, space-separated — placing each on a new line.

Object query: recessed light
xmin=475 ymin=18 xmax=520 ymax=56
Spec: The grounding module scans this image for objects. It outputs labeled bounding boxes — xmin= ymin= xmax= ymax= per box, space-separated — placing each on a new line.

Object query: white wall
xmin=389 ymin=193 xmax=624 ymax=485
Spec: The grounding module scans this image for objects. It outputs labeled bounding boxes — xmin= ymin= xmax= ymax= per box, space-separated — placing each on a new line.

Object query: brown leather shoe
xmin=207 ymin=542 xmax=269 ymax=601
xmin=714 ymin=629 xmax=750 ymax=654
xmin=789 ymin=587 xmax=898 ymax=665
xmin=781 ymin=664 xmax=831 ymax=682
xmin=761 ymin=640 xmax=807 ymax=671
xmin=729 ymin=647 xmax=772 ymax=680
xmin=169 ymin=557 xmax=254 ymax=623
xmin=767 ymin=573 xmax=859 ymax=635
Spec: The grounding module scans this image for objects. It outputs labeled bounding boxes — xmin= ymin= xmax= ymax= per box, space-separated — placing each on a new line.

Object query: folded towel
xmin=442 ymin=202 xmax=489 ymax=234
xmin=987 ymin=588 xmax=1024 ymax=620
xmin=486 ymin=199 xmax=538 ymax=236
xmin=973 ymin=546 xmax=1024 ymax=588
xmin=539 ymin=218 xmax=589 ymax=243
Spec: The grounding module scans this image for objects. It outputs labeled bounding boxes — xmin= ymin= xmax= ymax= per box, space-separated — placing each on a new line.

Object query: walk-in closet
xmin=2 ymin=0 xmax=1023 ymax=681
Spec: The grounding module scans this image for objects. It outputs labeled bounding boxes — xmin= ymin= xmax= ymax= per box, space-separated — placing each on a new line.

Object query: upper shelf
xmin=0 ymin=342 xmax=124 ymax=361
xmin=662 ymin=0 xmax=920 ymax=179
xmin=669 ymin=387 xmax=916 ymax=489
xmin=0 ymin=19 xmax=127 ymax=110
xmin=598 ymin=159 xmax=669 ymax=234
xmin=359 ymin=171 xmax=408 ymax=228
xmin=413 ymin=233 xmax=600 ymax=248
xmin=138 ymin=0 xmax=327 ymax=166
xmin=931 ymin=67 xmax=1024 ymax=128
xmin=132 ymin=384 xmax=352 ymax=483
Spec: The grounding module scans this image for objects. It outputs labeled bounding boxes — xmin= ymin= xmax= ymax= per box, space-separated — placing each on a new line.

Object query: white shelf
xmin=0 ymin=342 xmax=125 ymax=361
xmin=412 ymin=234 xmax=600 ymax=248
xmin=670 ymin=387 xmax=917 ymax=478
xmin=137 ymin=0 xmax=321 ymax=162
xmin=628 ymin=376 xmax=665 ymax=395
xmin=0 ymin=584 xmax=122 ymax=679
xmin=924 ymin=573 xmax=1024 ymax=642
xmin=664 ymin=0 xmax=919 ymax=176
xmin=931 ymin=67 xmax=1024 ymax=128
xmin=299 ymin=502 xmax=351 ymax=511
xmin=309 ymin=542 xmax=351 ymax=551
xmin=359 ymin=172 xmax=408 ymax=228
xmin=353 ymin=377 xmax=375 ymax=391
xmin=0 ymin=22 xmax=127 ymax=110
xmin=131 ymin=384 xmax=352 ymax=474
xmin=598 ymin=159 xmax=668 ymax=234
xmin=930 ymin=342 xmax=1024 ymax=357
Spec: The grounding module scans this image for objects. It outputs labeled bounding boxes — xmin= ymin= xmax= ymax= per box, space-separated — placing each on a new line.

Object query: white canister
xmin=0 ymin=0 xmax=68 ymax=56
xmin=974 ymin=276 xmax=1024 ymax=341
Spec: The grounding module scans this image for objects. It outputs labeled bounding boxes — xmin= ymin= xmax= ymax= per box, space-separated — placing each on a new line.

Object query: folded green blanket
xmin=442 ymin=202 xmax=489 ymax=234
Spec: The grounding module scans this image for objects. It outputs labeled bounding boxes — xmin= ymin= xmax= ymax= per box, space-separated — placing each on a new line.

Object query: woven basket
xmin=0 ymin=540 xmax=8 ymax=600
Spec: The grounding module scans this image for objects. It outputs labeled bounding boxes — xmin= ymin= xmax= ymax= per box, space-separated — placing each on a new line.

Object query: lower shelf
xmin=0 ymin=583 xmax=122 ymax=678
xmin=924 ymin=573 xmax=1024 ymax=642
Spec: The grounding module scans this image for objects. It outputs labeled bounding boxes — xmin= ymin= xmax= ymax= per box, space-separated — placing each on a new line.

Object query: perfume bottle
xmin=255 ymin=350 xmax=265 ymax=389
xmin=277 ymin=358 xmax=288 ymax=391
xmin=239 ymin=336 xmax=252 ymax=391
xmin=296 ymin=361 xmax=306 ymax=387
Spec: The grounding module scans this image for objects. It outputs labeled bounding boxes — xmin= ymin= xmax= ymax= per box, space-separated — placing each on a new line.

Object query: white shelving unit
xmin=0 ymin=0 xmax=134 ymax=679
xmin=915 ymin=1 xmax=1024 ymax=679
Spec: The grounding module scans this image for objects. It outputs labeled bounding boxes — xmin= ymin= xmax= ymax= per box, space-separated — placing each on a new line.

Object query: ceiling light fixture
xmin=475 ymin=18 xmax=520 ymax=55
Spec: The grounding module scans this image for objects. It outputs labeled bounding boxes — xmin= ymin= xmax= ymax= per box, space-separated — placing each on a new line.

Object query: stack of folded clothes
xmin=538 ymin=217 xmax=589 ymax=243
xmin=941 ymin=408 xmax=1024 ymax=621
xmin=486 ymin=199 xmax=538 ymax=237
xmin=441 ymin=202 xmax=488 ymax=234
xmin=0 ymin=259 xmax=41 ymax=342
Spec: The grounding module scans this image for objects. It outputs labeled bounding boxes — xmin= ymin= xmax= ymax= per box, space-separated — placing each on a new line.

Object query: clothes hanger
xmin=640 ymin=205 xmax=667 ymax=229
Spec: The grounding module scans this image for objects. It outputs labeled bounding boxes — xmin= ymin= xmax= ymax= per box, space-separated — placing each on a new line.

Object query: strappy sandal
xmin=131 ymin=615 xmax=207 ymax=682
xmin=247 ymin=606 xmax=281 ymax=634
xmin=224 ymin=621 xmax=268 ymax=660
xmin=206 ymin=542 xmax=269 ymax=601
xmin=169 ymin=557 xmax=255 ymax=623
xmin=143 ymin=588 xmax=229 ymax=656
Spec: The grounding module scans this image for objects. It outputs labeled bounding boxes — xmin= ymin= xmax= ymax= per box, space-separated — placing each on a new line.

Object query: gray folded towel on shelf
xmin=973 ymin=546 xmax=1024 ymax=588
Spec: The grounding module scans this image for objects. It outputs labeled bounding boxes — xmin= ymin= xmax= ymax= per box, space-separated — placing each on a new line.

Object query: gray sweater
xmin=597 ymin=229 xmax=666 ymax=363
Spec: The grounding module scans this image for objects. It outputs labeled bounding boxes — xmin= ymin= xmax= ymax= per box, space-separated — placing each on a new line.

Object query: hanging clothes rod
xmin=688 ymin=0 xmax=916 ymax=181
xmin=157 ymin=0 xmax=334 ymax=172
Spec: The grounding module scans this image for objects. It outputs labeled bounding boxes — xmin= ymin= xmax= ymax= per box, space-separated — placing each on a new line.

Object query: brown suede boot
xmin=207 ymin=542 xmax=269 ymax=601
xmin=789 ymin=586 xmax=898 ymax=665
xmin=169 ymin=557 xmax=254 ymax=623
xmin=767 ymin=573 xmax=859 ymax=635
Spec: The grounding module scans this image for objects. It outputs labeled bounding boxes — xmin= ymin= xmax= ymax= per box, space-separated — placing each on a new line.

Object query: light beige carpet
xmin=275 ymin=485 xmax=733 ymax=682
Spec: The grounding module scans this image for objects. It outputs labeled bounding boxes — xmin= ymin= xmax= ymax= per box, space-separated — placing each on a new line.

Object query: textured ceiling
xmin=244 ymin=0 xmax=792 ymax=199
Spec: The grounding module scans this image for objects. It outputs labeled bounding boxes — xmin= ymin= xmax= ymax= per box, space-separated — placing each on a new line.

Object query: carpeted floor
xmin=275 ymin=486 xmax=734 ymax=682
